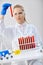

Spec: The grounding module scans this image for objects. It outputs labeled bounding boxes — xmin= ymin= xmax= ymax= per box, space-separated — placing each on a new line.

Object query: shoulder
xmin=27 ymin=23 xmax=36 ymax=28
xmin=26 ymin=23 xmax=38 ymax=32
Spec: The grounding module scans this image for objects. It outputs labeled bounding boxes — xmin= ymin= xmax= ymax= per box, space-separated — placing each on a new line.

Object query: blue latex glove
xmin=1 ymin=3 xmax=11 ymax=15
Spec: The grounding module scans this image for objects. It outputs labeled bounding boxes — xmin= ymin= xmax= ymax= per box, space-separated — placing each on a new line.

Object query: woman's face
xmin=13 ymin=8 xmax=25 ymax=24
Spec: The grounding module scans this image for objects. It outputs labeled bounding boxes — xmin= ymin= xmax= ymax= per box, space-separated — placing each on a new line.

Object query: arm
xmin=0 ymin=15 xmax=13 ymax=50
xmin=0 ymin=3 xmax=12 ymax=50
xmin=0 ymin=3 xmax=11 ymax=33
xmin=33 ymin=25 xmax=43 ymax=48
xmin=0 ymin=15 xmax=5 ymax=33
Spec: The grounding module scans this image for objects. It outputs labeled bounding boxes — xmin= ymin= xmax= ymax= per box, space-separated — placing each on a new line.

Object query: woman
xmin=12 ymin=4 xmax=43 ymax=65
xmin=0 ymin=3 xmax=43 ymax=65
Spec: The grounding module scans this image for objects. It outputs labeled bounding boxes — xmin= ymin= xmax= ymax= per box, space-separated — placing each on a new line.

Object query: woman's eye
xmin=19 ymin=12 xmax=22 ymax=14
xmin=14 ymin=12 xmax=23 ymax=15
xmin=14 ymin=13 xmax=17 ymax=15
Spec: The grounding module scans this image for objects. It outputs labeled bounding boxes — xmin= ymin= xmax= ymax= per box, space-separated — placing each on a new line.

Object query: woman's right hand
xmin=1 ymin=3 xmax=11 ymax=15
xmin=0 ymin=3 xmax=11 ymax=20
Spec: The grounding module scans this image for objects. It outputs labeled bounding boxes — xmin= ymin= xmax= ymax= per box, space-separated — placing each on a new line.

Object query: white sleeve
xmin=33 ymin=25 xmax=43 ymax=48
xmin=0 ymin=19 xmax=5 ymax=33
xmin=0 ymin=19 xmax=5 ymax=50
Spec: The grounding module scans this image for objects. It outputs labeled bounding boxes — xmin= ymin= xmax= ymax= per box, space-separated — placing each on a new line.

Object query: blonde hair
xmin=13 ymin=4 xmax=26 ymax=21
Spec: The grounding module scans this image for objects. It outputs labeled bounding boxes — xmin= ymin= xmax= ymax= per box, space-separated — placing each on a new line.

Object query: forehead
xmin=13 ymin=8 xmax=23 ymax=13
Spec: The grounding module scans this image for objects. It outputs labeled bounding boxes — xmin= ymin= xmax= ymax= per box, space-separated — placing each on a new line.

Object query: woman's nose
xmin=17 ymin=13 xmax=20 ymax=17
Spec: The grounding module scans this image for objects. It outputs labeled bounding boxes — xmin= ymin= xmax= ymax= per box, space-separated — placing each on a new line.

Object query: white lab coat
xmin=12 ymin=21 xmax=43 ymax=50
xmin=0 ymin=19 xmax=43 ymax=65
xmin=12 ymin=21 xmax=43 ymax=65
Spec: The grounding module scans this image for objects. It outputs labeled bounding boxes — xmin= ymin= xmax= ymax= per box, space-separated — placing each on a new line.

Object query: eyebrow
xmin=14 ymin=12 xmax=23 ymax=15
xmin=18 ymin=12 xmax=23 ymax=14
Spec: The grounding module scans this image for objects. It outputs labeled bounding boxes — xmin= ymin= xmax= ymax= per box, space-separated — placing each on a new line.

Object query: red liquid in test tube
xmin=32 ymin=36 xmax=35 ymax=42
xmin=22 ymin=37 xmax=24 ymax=44
xmin=20 ymin=38 xmax=22 ymax=44
xmin=28 ymin=36 xmax=30 ymax=43
xmin=10 ymin=6 xmax=13 ymax=17
xmin=25 ymin=37 xmax=28 ymax=43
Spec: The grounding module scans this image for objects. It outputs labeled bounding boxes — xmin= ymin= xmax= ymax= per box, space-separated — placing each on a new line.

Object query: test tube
xmin=28 ymin=36 xmax=30 ymax=43
xmin=25 ymin=37 xmax=28 ymax=43
xmin=10 ymin=6 xmax=13 ymax=17
xmin=22 ymin=37 xmax=24 ymax=44
xmin=31 ymin=36 xmax=35 ymax=42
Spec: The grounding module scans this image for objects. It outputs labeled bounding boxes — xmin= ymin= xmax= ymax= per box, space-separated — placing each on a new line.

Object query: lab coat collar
xmin=15 ymin=21 xmax=27 ymax=28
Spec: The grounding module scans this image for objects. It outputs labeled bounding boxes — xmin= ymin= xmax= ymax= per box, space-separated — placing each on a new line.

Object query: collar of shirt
xmin=15 ymin=21 xmax=27 ymax=28
xmin=14 ymin=21 xmax=28 ymax=36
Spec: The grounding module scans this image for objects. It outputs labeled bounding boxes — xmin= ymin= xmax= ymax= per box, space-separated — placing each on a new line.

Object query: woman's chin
xmin=16 ymin=20 xmax=24 ymax=24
